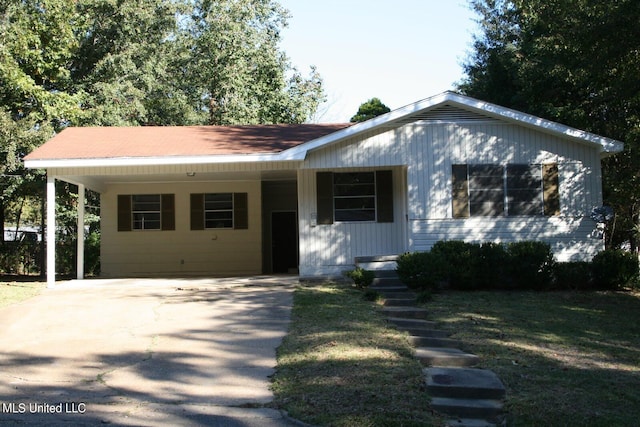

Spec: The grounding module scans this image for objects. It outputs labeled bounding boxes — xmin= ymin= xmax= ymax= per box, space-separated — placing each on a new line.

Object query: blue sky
xmin=278 ymin=1 xmax=478 ymax=122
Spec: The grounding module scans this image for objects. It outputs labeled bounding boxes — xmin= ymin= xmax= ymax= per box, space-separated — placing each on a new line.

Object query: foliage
xmin=505 ymin=241 xmax=555 ymax=290
xmin=349 ymin=97 xmax=391 ymax=122
xmin=343 ymin=267 xmax=375 ymax=289
xmin=396 ymin=250 xmax=445 ymax=290
xmin=0 ymin=241 xmax=41 ymax=275
xmin=592 ymin=249 xmax=639 ymax=290
xmin=459 ymin=0 xmax=640 ymax=252
xmin=398 ymin=240 xmax=639 ymax=291
xmin=553 ymin=261 xmax=594 ymax=290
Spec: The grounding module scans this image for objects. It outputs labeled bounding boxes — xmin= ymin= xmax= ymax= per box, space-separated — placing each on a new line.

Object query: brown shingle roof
xmin=25 ymin=124 xmax=352 ymax=161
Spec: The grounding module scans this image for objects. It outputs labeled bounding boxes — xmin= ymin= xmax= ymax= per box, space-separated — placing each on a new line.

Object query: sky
xmin=278 ymin=1 xmax=479 ymax=123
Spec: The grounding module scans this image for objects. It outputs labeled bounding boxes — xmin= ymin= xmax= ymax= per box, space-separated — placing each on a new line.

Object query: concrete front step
xmin=401 ymin=327 xmax=451 ymax=338
xmin=369 ymin=284 xmax=408 ymax=293
xmin=415 ymin=347 xmax=480 ymax=367
xmin=408 ymin=336 xmax=462 ymax=348
xmin=430 ymin=397 xmax=503 ymax=420
xmin=371 ymin=277 xmax=404 ymax=287
xmin=425 ymin=367 xmax=506 ymax=400
xmin=381 ymin=306 xmax=429 ymax=319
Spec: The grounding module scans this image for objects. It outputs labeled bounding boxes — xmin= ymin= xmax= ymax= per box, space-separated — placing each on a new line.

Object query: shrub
xmin=430 ymin=241 xmax=481 ymax=290
xmin=554 ymin=262 xmax=594 ymax=290
xmin=506 ymin=241 xmax=555 ymax=290
xmin=396 ymin=251 xmax=446 ymax=290
xmin=476 ymin=242 xmax=509 ymax=289
xmin=592 ymin=250 xmax=639 ymax=290
xmin=344 ymin=267 xmax=375 ymax=289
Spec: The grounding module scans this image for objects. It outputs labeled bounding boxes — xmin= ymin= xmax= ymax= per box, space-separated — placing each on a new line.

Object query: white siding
xmin=301 ymin=119 xmax=606 ymax=270
xmin=101 ymin=181 xmax=262 ymax=277
xmin=297 ymin=167 xmax=407 ymax=277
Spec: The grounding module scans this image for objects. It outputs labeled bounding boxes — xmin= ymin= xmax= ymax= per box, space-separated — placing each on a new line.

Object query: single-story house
xmin=24 ymin=92 xmax=624 ymax=287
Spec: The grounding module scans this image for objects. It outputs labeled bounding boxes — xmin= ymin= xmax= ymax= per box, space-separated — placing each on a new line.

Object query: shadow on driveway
xmin=0 ymin=276 xmax=299 ymax=426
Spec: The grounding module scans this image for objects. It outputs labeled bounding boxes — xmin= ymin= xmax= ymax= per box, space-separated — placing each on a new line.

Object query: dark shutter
xmin=452 ymin=165 xmax=470 ymax=218
xmin=233 ymin=193 xmax=248 ymax=229
xmin=161 ymin=194 xmax=175 ymax=230
xmin=543 ymin=163 xmax=560 ymax=216
xmin=117 ymin=195 xmax=132 ymax=232
xmin=375 ymin=170 xmax=394 ymax=223
xmin=190 ymin=193 xmax=205 ymax=230
xmin=316 ymin=172 xmax=334 ymax=225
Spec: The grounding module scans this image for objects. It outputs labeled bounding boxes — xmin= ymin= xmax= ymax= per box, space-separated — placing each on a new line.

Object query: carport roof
xmin=24 ymin=124 xmax=352 ymax=162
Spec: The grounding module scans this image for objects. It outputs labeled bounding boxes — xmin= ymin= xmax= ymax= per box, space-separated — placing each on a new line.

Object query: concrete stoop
xmin=356 ymin=259 xmax=506 ymax=426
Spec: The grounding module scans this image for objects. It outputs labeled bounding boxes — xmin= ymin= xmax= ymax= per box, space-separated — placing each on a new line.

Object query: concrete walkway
xmin=0 ymin=276 xmax=301 ymax=426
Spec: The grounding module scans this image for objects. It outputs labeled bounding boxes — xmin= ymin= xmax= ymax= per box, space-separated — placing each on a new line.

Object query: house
xmin=24 ymin=92 xmax=624 ymax=287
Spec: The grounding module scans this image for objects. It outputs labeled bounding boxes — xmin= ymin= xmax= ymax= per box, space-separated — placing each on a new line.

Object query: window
xmin=132 ymin=195 xmax=161 ymax=230
xmin=334 ymin=172 xmax=376 ymax=221
xmin=190 ymin=193 xmax=248 ymax=230
xmin=205 ymin=193 xmax=233 ymax=228
xmin=452 ymin=164 xmax=559 ymax=218
xmin=117 ymin=194 xmax=175 ymax=231
xmin=316 ymin=170 xmax=393 ymax=224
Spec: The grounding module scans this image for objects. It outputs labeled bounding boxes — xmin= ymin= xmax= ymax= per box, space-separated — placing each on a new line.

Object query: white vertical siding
xmin=297 ymin=167 xmax=407 ymax=277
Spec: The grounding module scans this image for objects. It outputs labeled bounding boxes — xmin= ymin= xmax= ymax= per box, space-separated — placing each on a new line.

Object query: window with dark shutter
xmin=233 ymin=193 xmax=248 ymax=229
xmin=452 ymin=163 xmax=560 ymax=218
xmin=118 ymin=194 xmax=174 ymax=231
xmin=316 ymin=170 xmax=394 ymax=224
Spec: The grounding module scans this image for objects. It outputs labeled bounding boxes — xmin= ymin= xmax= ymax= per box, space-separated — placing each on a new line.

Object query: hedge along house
xmin=24 ymin=92 xmax=624 ymax=287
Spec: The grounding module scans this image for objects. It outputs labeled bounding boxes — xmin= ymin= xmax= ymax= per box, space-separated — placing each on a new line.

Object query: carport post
xmin=77 ymin=184 xmax=85 ymax=280
xmin=46 ymin=174 xmax=56 ymax=288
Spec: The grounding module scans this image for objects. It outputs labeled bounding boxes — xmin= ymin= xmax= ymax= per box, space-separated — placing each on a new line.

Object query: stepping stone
xmin=387 ymin=317 xmax=437 ymax=329
xmin=383 ymin=297 xmax=417 ymax=307
xmin=426 ymin=367 xmax=506 ymax=400
xmin=400 ymin=327 xmax=450 ymax=338
xmin=381 ymin=306 xmax=429 ymax=319
xmin=415 ymin=347 xmax=479 ymax=367
xmin=446 ymin=418 xmax=500 ymax=427
xmin=409 ymin=336 xmax=462 ymax=348
xmin=430 ymin=397 xmax=502 ymax=420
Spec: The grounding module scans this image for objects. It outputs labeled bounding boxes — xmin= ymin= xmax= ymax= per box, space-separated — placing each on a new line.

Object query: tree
xmin=459 ymin=0 xmax=640 ymax=252
xmin=350 ymin=98 xmax=391 ymax=123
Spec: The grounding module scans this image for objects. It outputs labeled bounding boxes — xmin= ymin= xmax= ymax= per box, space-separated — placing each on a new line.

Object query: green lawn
xmin=272 ymin=282 xmax=444 ymax=427
xmin=425 ymin=291 xmax=640 ymax=426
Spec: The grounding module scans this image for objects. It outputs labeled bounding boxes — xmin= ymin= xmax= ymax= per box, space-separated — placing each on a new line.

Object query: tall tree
xmin=459 ymin=0 xmax=640 ymax=252
xmin=181 ymin=0 xmax=324 ymax=125
xmin=350 ymin=98 xmax=391 ymax=123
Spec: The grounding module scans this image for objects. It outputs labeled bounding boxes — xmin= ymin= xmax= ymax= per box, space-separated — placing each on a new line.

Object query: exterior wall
xmin=298 ymin=164 xmax=408 ymax=277
xmin=299 ymin=119 xmax=606 ymax=274
xmin=100 ymin=180 xmax=262 ymax=277
xmin=404 ymin=121 xmax=605 ymax=261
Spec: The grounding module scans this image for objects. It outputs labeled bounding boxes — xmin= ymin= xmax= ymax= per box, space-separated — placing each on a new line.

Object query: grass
xmin=0 ymin=277 xmax=46 ymax=309
xmin=425 ymin=290 xmax=640 ymax=426
xmin=271 ymin=282 xmax=444 ymax=427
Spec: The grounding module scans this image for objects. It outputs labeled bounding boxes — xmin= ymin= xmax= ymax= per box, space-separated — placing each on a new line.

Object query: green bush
xmin=592 ymin=250 xmax=639 ymax=290
xmin=430 ymin=241 xmax=481 ymax=290
xmin=344 ymin=267 xmax=375 ymax=289
xmin=554 ymin=262 xmax=594 ymax=290
xmin=476 ymin=242 xmax=509 ymax=289
xmin=506 ymin=241 xmax=555 ymax=290
xmin=396 ymin=251 xmax=446 ymax=290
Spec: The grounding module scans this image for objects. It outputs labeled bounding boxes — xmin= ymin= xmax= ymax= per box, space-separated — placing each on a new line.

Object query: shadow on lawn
xmin=428 ymin=291 xmax=640 ymax=426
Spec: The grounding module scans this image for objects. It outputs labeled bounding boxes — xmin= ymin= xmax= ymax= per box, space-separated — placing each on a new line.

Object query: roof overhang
xmin=284 ymin=91 xmax=625 ymax=159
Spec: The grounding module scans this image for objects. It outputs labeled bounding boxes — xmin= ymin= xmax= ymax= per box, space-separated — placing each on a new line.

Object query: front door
xmin=271 ymin=211 xmax=298 ymax=273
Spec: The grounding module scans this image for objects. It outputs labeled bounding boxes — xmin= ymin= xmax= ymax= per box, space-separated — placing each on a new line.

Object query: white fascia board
xmin=282 ymin=91 xmax=624 ymax=159
xmin=24 ymin=152 xmax=298 ymax=169
xmin=444 ymin=93 xmax=625 ymax=153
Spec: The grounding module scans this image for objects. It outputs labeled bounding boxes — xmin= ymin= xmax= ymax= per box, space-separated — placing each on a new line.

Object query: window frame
xmin=204 ymin=193 xmax=234 ymax=229
xmin=333 ymin=171 xmax=377 ymax=222
xmin=452 ymin=163 xmax=559 ymax=218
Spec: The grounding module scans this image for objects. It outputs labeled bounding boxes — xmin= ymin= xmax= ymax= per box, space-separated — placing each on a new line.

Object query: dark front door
xmin=271 ymin=211 xmax=298 ymax=273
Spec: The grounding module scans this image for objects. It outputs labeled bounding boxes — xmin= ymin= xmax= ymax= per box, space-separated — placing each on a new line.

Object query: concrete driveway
xmin=0 ymin=276 xmax=299 ymax=426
